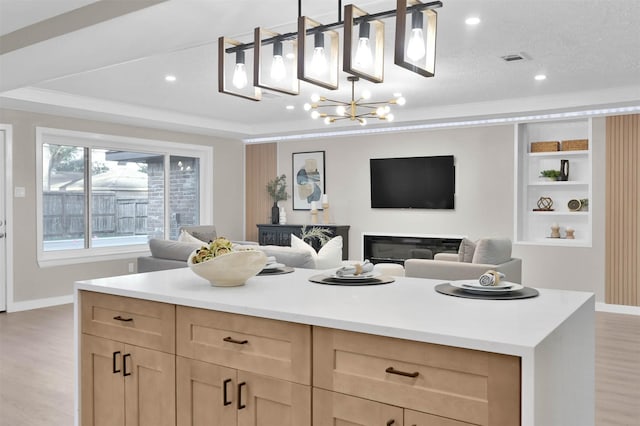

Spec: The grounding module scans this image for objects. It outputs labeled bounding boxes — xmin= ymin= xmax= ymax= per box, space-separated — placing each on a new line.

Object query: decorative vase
xmin=271 ymin=202 xmax=279 ymax=224
xmin=560 ymin=160 xmax=569 ymax=181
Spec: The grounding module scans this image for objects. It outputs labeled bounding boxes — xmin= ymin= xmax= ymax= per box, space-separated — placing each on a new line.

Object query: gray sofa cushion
xmin=179 ymin=225 xmax=217 ymax=244
xmin=471 ymin=238 xmax=512 ymax=265
xmin=457 ymin=238 xmax=476 ymax=263
xmin=234 ymin=243 xmax=316 ymax=269
xmin=148 ymin=239 xmax=202 ymax=261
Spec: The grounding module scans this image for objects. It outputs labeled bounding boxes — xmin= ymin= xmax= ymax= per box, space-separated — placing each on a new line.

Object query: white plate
xmin=455 ymin=279 xmax=516 ymax=290
xmin=327 ymin=270 xmax=381 ymax=280
xmin=262 ymin=262 xmax=285 ymax=270
xmin=450 ymin=280 xmax=523 ymax=293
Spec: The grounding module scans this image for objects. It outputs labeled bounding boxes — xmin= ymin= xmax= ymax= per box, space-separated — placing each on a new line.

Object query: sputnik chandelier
xmin=218 ymin=0 xmax=441 ymax=123
xmin=304 ymin=76 xmax=405 ymax=125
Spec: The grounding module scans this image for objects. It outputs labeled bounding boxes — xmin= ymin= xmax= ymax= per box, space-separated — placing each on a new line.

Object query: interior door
xmin=0 ymin=129 xmax=6 ymax=312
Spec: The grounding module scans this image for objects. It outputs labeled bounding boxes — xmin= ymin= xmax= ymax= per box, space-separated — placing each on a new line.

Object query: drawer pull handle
xmin=223 ymin=336 xmax=248 ymax=345
xmin=112 ymin=351 xmax=121 ymax=374
xmin=123 ymin=353 xmax=132 ymax=377
xmin=237 ymin=382 xmax=247 ymax=409
xmin=385 ymin=367 xmax=419 ymax=378
xmin=113 ymin=315 xmax=133 ymax=322
xmin=223 ymin=378 xmax=232 ymax=406
xmin=387 ymin=421 xmax=395 ymax=426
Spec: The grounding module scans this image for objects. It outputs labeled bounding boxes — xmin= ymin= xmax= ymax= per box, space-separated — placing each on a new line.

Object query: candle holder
xmin=322 ymin=202 xmax=330 ymax=224
xmin=311 ymin=204 xmax=318 ymax=224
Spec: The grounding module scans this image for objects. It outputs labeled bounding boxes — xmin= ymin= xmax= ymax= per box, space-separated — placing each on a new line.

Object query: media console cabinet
xmin=75 ymin=268 xmax=594 ymax=426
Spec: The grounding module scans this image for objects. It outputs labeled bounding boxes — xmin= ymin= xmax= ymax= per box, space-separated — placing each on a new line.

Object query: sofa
xmin=404 ymin=238 xmax=522 ymax=283
xmin=137 ymin=226 xmax=318 ymax=273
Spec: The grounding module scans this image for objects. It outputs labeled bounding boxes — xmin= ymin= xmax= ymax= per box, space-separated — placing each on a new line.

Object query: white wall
xmin=0 ymin=108 xmax=245 ymax=308
xmin=276 ymin=120 xmax=606 ymax=300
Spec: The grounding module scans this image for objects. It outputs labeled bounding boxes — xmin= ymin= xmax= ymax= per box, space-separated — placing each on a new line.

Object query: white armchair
xmin=404 ymin=238 xmax=522 ymax=283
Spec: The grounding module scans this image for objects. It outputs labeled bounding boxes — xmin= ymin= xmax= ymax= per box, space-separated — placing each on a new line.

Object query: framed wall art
xmin=292 ymin=151 xmax=325 ymax=210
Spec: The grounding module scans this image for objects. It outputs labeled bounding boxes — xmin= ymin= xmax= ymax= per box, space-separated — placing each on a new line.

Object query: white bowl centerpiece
xmin=188 ymin=237 xmax=267 ymax=287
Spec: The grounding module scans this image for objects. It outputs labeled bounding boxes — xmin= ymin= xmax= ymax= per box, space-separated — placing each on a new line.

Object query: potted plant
xmin=266 ymin=174 xmax=289 ymax=224
xmin=539 ymin=169 xmax=561 ymax=181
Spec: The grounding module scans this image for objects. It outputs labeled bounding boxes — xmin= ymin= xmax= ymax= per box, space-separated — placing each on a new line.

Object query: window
xmin=37 ymin=128 xmax=212 ymax=266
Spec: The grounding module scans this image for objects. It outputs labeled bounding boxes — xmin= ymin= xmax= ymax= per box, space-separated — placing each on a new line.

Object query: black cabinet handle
xmin=385 ymin=366 xmax=419 ymax=378
xmin=223 ymin=378 xmax=232 ymax=406
xmin=112 ymin=351 xmax=121 ymax=374
xmin=223 ymin=336 xmax=248 ymax=345
xmin=113 ymin=315 xmax=133 ymax=322
xmin=387 ymin=421 xmax=395 ymax=426
xmin=123 ymin=353 xmax=132 ymax=377
xmin=237 ymin=382 xmax=246 ymax=409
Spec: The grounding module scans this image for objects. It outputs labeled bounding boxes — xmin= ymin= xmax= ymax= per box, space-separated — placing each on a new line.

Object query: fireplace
xmin=363 ymin=233 xmax=464 ymax=265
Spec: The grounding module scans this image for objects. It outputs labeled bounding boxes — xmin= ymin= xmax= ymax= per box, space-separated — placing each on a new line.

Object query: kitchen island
xmin=75 ymin=267 xmax=594 ymax=426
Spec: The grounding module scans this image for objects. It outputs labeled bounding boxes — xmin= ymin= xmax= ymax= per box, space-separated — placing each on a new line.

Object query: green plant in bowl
xmin=539 ymin=169 xmax=561 ymax=180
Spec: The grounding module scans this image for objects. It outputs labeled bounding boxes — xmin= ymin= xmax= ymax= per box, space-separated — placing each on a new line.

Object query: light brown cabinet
xmin=80 ymin=291 xmax=176 ymax=426
xmin=80 ymin=292 xmax=520 ymax=426
xmin=176 ymin=306 xmax=312 ymax=426
xmin=314 ymin=327 xmax=520 ymax=426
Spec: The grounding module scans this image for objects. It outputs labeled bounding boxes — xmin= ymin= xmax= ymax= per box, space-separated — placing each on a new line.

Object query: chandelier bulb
xmin=303 ymin=103 xmax=312 ymax=111
xmin=336 ymin=105 xmax=346 ymax=116
xmin=395 ymin=96 xmax=406 ymax=106
xmin=354 ymin=37 xmax=373 ymax=68
xmin=324 ymin=117 xmax=332 ymax=125
xmin=310 ymin=93 xmax=321 ymax=102
xmin=232 ymin=50 xmax=248 ymax=89
xmin=386 ymin=113 xmax=394 ymax=122
xmin=359 ymin=118 xmax=367 ymax=126
xmin=311 ymin=32 xmax=327 ymax=76
xmin=311 ymin=110 xmax=320 ymax=119
xmin=376 ymin=106 xmax=386 ymax=117
xmin=407 ymin=28 xmax=426 ymax=61
xmin=270 ymin=40 xmax=286 ymax=81
xmin=361 ymin=89 xmax=372 ymax=100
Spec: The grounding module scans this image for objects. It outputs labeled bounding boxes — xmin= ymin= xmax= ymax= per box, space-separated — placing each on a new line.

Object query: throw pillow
xmin=471 ymin=238 xmax=512 ymax=265
xmin=178 ymin=229 xmax=207 ymax=245
xmin=457 ymin=238 xmax=476 ymax=263
xmin=149 ymin=239 xmax=202 ymax=261
xmin=290 ymin=234 xmax=343 ymax=269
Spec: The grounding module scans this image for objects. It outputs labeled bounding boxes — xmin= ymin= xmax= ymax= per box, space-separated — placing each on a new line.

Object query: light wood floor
xmin=0 ymin=305 xmax=638 ymax=425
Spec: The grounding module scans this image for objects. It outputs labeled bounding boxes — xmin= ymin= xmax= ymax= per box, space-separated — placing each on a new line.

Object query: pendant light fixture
xmin=219 ymin=0 xmax=442 ymax=106
xmin=395 ymin=0 xmax=438 ymax=77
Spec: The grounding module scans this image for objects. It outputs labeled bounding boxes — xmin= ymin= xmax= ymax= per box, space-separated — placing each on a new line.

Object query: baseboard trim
xmin=596 ymin=302 xmax=640 ymax=316
xmin=8 ymin=294 xmax=73 ymax=312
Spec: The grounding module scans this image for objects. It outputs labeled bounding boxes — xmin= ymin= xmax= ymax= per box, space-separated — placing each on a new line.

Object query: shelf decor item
xmin=550 ymin=223 xmax=561 ymax=238
xmin=539 ymin=169 xmax=561 ymax=181
xmin=266 ymin=174 xmax=289 ymax=224
xmin=530 ymin=141 xmax=560 ymax=153
xmin=565 ymin=228 xmax=575 ymax=239
xmin=561 ymin=139 xmax=588 ymax=151
xmin=559 ymin=159 xmax=569 ymax=181
xmin=534 ymin=197 xmax=554 ymax=211
xmin=568 ymin=198 xmax=589 ymax=211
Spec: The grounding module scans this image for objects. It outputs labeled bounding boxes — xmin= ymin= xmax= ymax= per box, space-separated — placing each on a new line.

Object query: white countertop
xmin=75 ymin=267 xmax=594 ymax=357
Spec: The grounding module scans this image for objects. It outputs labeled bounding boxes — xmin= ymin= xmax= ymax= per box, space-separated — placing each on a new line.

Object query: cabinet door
xmin=405 ymin=409 xmax=476 ymax=426
xmin=236 ymin=371 xmax=311 ymax=426
xmin=124 ymin=344 xmax=176 ymax=426
xmin=313 ymin=388 xmax=403 ymax=426
xmin=176 ymin=356 xmax=236 ymax=426
xmin=81 ymin=334 xmax=125 ymax=426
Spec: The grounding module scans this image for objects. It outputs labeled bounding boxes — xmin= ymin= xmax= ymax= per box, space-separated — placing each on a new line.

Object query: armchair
xmin=404 ymin=238 xmax=522 ymax=283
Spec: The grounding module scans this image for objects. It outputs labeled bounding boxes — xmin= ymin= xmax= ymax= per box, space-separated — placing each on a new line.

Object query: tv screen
xmin=370 ymin=155 xmax=455 ymax=209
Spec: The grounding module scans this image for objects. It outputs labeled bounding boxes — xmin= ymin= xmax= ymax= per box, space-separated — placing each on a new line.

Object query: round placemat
xmin=435 ymin=283 xmax=539 ymax=300
xmin=309 ymin=274 xmax=395 ymax=286
xmin=258 ymin=266 xmax=295 ymax=276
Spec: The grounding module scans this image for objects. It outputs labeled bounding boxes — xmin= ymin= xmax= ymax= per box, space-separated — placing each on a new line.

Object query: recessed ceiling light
xmin=534 ymin=74 xmax=547 ymax=81
xmin=165 ymin=75 xmax=177 ymax=82
xmin=286 ymin=105 xmax=295 ymax=110
xmin=465 ymin=17 xmax=481 ymax=25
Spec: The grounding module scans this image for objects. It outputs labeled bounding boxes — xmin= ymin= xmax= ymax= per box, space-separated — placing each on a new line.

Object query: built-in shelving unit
xmin=515 ymin=119 xmax=592 ymax=247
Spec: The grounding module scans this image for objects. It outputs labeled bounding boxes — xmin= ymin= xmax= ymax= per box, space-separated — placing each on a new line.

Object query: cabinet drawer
xmin=405 ymin=409 xmax=476 ymax=426
xmin=81 ymin=291 xmax=175 ymax=353
xmin=313 ymin=327 xmax=520 ymax=426
xmin=313 ymin=388 xmax=403 ymax=426
xmin=176 ymin=306 xmax=311 ymax=385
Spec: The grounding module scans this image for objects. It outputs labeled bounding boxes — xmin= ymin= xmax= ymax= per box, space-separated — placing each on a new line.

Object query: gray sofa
xmin=137 ymin=239 xmax=316 ymax=273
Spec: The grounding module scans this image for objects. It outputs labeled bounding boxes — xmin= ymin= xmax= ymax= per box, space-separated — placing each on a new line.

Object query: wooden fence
xmin=43 ymin=192 xmax=148 ymax=239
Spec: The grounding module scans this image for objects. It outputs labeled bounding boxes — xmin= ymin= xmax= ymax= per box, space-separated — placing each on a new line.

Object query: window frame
xmin=36 ymin=127 xmax=213 ymax=267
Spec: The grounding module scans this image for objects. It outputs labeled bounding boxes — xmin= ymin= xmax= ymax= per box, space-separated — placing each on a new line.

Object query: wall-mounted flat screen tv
xmin=370 ymin=155 xmax=455 ymax=209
